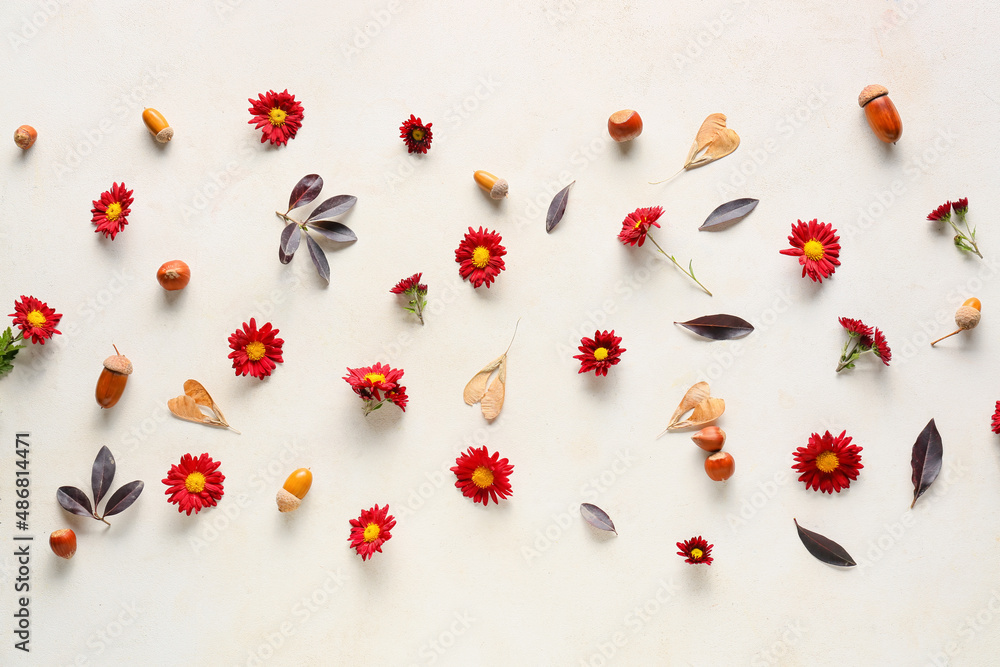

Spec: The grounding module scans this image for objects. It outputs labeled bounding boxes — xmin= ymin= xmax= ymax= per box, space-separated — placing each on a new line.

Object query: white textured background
xmin=2 ymin=1 xmax=1000 ymax=665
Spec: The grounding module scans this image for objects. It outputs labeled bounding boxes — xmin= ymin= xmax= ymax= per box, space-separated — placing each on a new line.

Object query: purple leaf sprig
xmin=57 ymin=446 xmax=144 ymax=526
xmin=276 ymin=174 xmax=358 ymax=283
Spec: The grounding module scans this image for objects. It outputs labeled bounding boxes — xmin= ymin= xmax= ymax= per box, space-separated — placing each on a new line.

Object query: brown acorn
xmin=858 ymin=85 xmax=902 ymax=144
xmin=96 ymin=346 xmax=132 ymax=409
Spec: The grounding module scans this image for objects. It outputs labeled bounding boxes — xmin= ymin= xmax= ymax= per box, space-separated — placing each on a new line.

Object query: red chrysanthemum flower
xmin=927 ymin=201 xmax=952 ymax=221
xmin=792 ymin=430 xmax=863 ymax=494
xmin=343 ymin=362 xmax=407 ymax=414
xmin=399 ymin=114 xmax=433 ymax=154
xmin=838 ymin=317 xmax=873 ymax=340
xmin=9 ymin=296 xmax=62 ymax=344
xmin=228 ymin=318 xmax=284 ymax=379
xmin=451 ymin=446 xmax=514 ymax=506
xmin=248 ymin=89 xmax=304 ymax=146
xmin=953 ymin=197 xmax=969 ymax=215
xmin=574 ymin=330 xmax=625 ymax=376
xmin=390 ymin=273 xmax=428 ymax=295
xmin=91 ymin=182 xmax=134 ymax=240
xmin=162 ymin=453 xmax=225 ymax=515
xmin=992 ymin=401 xmax=1000 ymax=435
xmin=780 ymin=219 xmax=841 ymax=282
xmin=617 ymin=206 xmax=663 ymax=247
xmin=455 ymin=227 xmax=506 ymax=288
xmin=871 ymin=328 xmax=891 ymax=366
xmin=348 ymin=504 xmax=396 ymax=561
xmin=676 ymin=536 xmax=713 ymax=565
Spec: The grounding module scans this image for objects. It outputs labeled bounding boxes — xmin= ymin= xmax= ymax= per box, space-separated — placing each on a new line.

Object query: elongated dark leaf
xmin=793 ymin=519 xmax=855 ymax=567
xmin=280 ymin=222 xmax=301 ymax=263
xmin=306 ymin=195 xmax=357 ymax=222
xmin=580 ymin=503 xmax=617 ymax=535
xmin=287 ymin=174 xmax=323 ymax=212
xmin=303 ymin=233 xmax=330 ymax=282
xmin=102 ymin=480 xmax=144 ymax=518
xmin=57 ymin=486 xmax=94 ymax=518
xmin=91 ymin=446 xmax=116 ymax=507
xmin=699 ymin=198 xmax=759 ymax=231
xmin=306 ymin=221 xmax=357 ymax=243
xmin=675 ymin=314 xmax=754 ymax=340
xmin=545 ymin=181 xmax=575 ymax=233
xmin=911 ymin=418 xmax=943 ymax=508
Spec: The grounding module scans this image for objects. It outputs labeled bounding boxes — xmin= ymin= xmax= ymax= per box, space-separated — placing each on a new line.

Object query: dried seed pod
xmin=473 ymin=170 xmax=508 ymax=199
xmin=858 ymin=85 xmax=902 ymax=144
xmin=276 ymin=468 xmax=312 ymax=512
xmin=142 ymin=108 xmax=173 ymax=143
xmin=96 ymin=346 xmax=133 ymax=409
xmin=931 ymin=298 xmax=981 ymax=346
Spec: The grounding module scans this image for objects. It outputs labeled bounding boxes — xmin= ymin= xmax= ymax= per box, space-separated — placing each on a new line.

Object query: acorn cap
xmin=858 ymin=84 xmax=889 ymax=107
xmin=490 ymin=179 xmax=509 ymax=200
xmin=276 ymin=488 xmax=301 ymax=513
xmin=155 ymin=127 xmax=174 ymax=143
xmin=956 ymin=305 xmax=981 ymax=330
xmin=103 ymin=354 xmax=133 ymax=375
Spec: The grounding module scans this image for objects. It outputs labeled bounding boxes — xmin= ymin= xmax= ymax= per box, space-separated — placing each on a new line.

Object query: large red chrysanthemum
xmin=455 ymin=227 xmax=506 ymax=288
xmin=870 ymin=328 xmax=891 ymax=366
xmin=451 ymin=446 xmax=513 ymax=505
xmin=162 ymin=453 xmax=225 ymax=515
xmin=992 ymin=402 xmax=1000 ymax=435
xmin=9 ymin=296 xmax=62 ymax=344
xmin=91 ymin=182 xmax=134 ymax=240
xmin=389 ymin=273 xmax=427 ymax=295
xmin=248 ymin=89 xmax=304 ymax=146
xmin=676 ymin=536 xmax=713 ymax=565
xmin=228 ymin=318 xmax=284 ymax=379
xmin=399 ymin=115 xmax=433 ymax=154
xmin=343 ymin=362 xmax=407 ymax=413
xmin=574 ymin=330 xmax=625 ymax=376
xmin=792 ymin=430 xmax=863 ymax=494
xmin=348 ymin=504 xmax=396 ymax=561
xmin=779 ymin=219 xmax=841 ymax=282
xmin=617 ymin=206 xmax=663 ymax=247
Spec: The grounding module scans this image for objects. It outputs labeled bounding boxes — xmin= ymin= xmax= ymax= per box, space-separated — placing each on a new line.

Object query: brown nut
xmin=14 ymin=125 xmax=37 ymax=150
xmin=608 ymin=109 xmax=643 ymax=142
xmin=50 ymin=529 xmax=77 ymax=559
xmin=691 ymin=426 xmax=726 ymax=452
xmin=473 ymin=170 xmax=508 ymax=199
xmin=858 ymin=85 xmax=902 ymax=144
xmin=705 ymin=452 xmax=735 ymax=481
xmin=96 ymin=346 xmax=132 ymax=409
xmin=142 ymin=108 xmax=173 ymax=143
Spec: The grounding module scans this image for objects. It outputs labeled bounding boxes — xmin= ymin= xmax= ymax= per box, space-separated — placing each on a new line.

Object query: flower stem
xmin=649 ymin=167 xmax=684 ymax=186
xmin=647 ymin=235 xmax=712 ymax=296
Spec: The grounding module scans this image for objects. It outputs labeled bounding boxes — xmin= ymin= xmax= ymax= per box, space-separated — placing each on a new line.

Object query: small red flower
xmin=248 ymin=89 xmax=304 ymax=146
xmin=953 ymin=198 xmax=969 ymax=215
xmin=348 ymin=504 xmax=396 ymax=561
xmin=992 ymin=401 xmax=1000 ymax=435
xmin=676 ymin=536 xmax=713 ymax=565
xmin=792 ymin=430 xmax=863 ymax=494
xmin=390 ymin=273 xmax=428 ymax=295
xmin=228 ymin=318 xmax=284 ymax=379
xmin=574 ymin=330 xmax=625 ymax=376
xmin=871 ymin=328 xmax=891 ymax=366
xmin=455 ymin=227 xmax=506 ymax=288
xmin=91 ymin=182 xmax=134 ymax=240
xmin=10 ymin=296 xmax=62 ymax=344
xmin=399 ymin=115 xmax=433 ymax=154
xmin=780 ymin=219 xmax=841 ymax=282
xmin=617 ymin=206 xmax=663 ymax=247
xmin=451 ymin=446 xmax=513 ymax=505
xmin=838 ymin=317 xmax=873 ymax=340
xmin=927 ymin=201 xmax=952 ymax=221
xmin=162 ymin=453 xmax=225 ymax=515
xmin=343 ymin=363 xmax=407 ymax=413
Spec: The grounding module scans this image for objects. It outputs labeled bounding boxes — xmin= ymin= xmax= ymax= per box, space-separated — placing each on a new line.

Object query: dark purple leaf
xmin=699 ymin=198 xmax=759 ymax=231
xmin=303 ymin=233 xmax=330 ymax=282
xmin=280 ymin=222 xmax=301 ymax=262
xmin=306 ymin=195 xmax=357 ymax=222
xmin=91 ymin=445 xmax=116 ymax=507
xmin=545 ymin=181 xmax=575 ymax=233
xmin=793 ymin=519 xmax=855 ymax=567
xmin=57 ymin=486 xmax=94 ymax=519
xmin=306 ymin=221 xmax=357 ymax=243
xmin=911 ymin=418 xmax=943 ymax=508
xmin=675 ymin=314 xmax=754 ymax=340
xmin=287 ymin=174 xmax=323 ymax=212
xmin=580 ymin=503 xmax=617 ymax=535
xmin=102 ymin=481 xmax=144 ymax=518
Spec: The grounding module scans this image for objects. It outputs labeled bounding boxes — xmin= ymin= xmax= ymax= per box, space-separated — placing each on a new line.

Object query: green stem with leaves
xmin=0 ymin=328 xmax=25 ymax=378
xmin=646 ymin=235 xmax=712 ymax=296
xmin=951 ymin=211 xmax=982 ymax=259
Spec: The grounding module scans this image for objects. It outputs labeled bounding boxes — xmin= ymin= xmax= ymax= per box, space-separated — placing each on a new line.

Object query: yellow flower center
xmin=690 ymin=548 xmax=703 ymax=559
xmin=364 ymin=372 xmax=386 ymax=384
xmin=803 ymin=239 xmax=825 ymax=261
xmin=105 ymin=202 xmax=122 ymax=221
xmin=633 ymin=218 xmax=644 ymax=229
xmin=185 ymin=471 xmax=206 ymax=493
xmin=268 ymin=108 xmax=287 ymax=126
xmin=245 ymin=341 xmax=266 ymax=361
xmin=593 ymin=347 xmax=609 ymax=361
xmin=472 ymin=246 xmax=491 ymax=269
xmin=363 ymin=523 xmax=380 ymax=542
xmin=411 ymin=129 xmax=425 ymax=141
xmin=815 ymin=451 xmax=840 ymax=473
xmin=26 ymin=310 xmax=46 ymax=327
xmin=471 ymin=465 xmax=494 ymax=489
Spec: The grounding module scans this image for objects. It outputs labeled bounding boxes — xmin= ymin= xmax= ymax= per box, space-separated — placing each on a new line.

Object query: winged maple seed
xmin=650 ymin=113 xmax=741 ymax=184
xmin=167 ymin=379 xmax=240 ymax=433
xmin=464 ymin=320 xmax=520 ymax=420
xmin=657 ymin=381 xmax=725 ymax=436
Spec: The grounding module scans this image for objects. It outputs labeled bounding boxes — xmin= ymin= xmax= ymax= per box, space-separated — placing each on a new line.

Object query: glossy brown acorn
xmin=96 ymin=346 xmax=133 ymax=409
xmin=858 ymin=85 xmax=902 ymax=144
